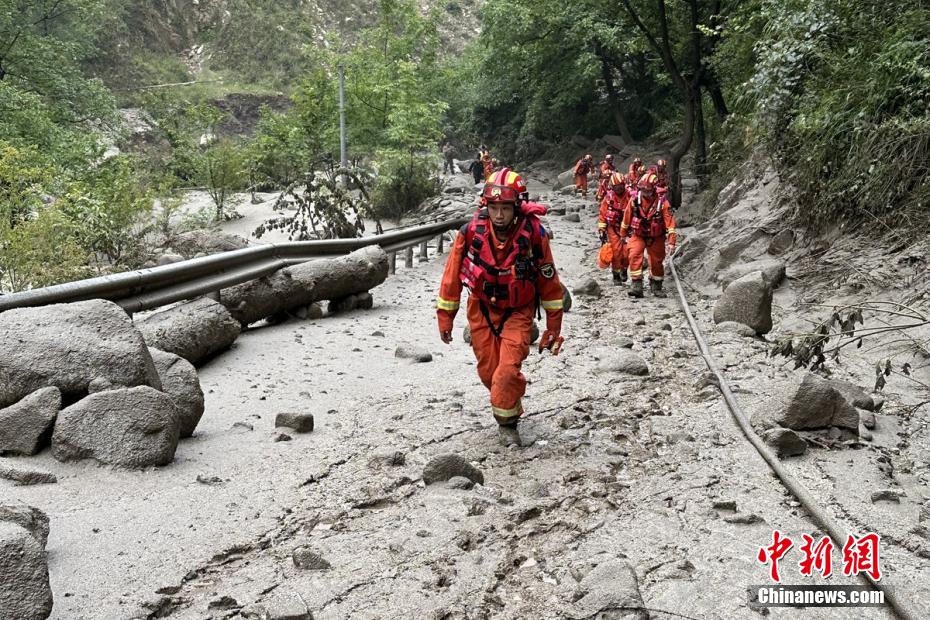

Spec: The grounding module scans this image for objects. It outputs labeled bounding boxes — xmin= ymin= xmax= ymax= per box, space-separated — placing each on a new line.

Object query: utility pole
xmin=338 ymin=64 xmax=348 ymax=172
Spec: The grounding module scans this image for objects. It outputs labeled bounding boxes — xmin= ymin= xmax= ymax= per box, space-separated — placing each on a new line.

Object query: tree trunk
xmin=694 ymin=88 xmax=708 ymax=184
xmin=221 ymin=246 xmax=390 ymax=326
xmin=688 ymin=0 xmax=708 ymax=185
xmin=704 ymin=76 xmax=729 ymax=120
xmin=136 ymin=297 xmax=242 ymax=367
xmin=598 ymin=55 xmax=634 ymax=144
xmin=668 ymin=91 xmax=695 ymax=211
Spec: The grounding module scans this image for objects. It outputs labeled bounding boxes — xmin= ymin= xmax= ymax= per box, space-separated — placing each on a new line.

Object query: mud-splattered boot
xmin=498 ymin=423 xmax=522 ymax=447
xmin=651 ymin=278 xmax=667 ymax=298
xmin=612 ymin=271 xmax=624 ymax=286
xmin=628 ymin=279 xmax=644 ymax=298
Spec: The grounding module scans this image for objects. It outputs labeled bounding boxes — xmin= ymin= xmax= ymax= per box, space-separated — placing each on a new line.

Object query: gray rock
xmin=422 ymin=454 xmax=484 ymax=485
xmin=596 ymin=351 xmax=650 ymax=376
xmin=768 ymin=373 xmax=861 ymax=431
xmin=169 ymin=230 xmax=249 ymax=258
xmin=831 ymin=380 xmax=877 ymax=411
xmin=724 ymin=512 xmax=764 ymax=524
xmin=564 ymin=212 xmax=581 ymax=223
xmin=148 ymin=349 xmax=204 ymax=438
xmin=275 ymin=412 xmax=314 ymax=433
xmin=0 ymin=502 xmax=49 ymax=549
xmin=293 ymin=546 xmax=331 ymax=570
xmin=572 ymin=559 xmax=648 ymax=620
xmin=395 ymin=345 xmax=433 ymax=363
xmin=573 ymin=279 xmax=602 ymax=298
xmin=355 ymin=292 xmax=374 ymax=310
xmin=447 ymin=476 xmax=474 ymax=490
xmin=136 ymin=297 xmax=241 ymax=367
xmin=0 ymin=522 xmax=53 ymax=620
xmin=52 ymin=386 xmax=181 ymax=468
xmin=87 ymin=377 xmax=115 ymax=393
xmin=0 ymin=387 xmax=60 ymax=456
xmin=611 ymin=337 xmax=635 ymax=349
xmin=871 ymin=489 xmax=904 ymax=503
xmin=306 ymin=303 xmax=324 ymax=320
xmin=718 ymin=259 xmax=787 ymax=288
xmin=767 ymin=229 xmax=795 ymax=255
xmin=762 ymin=427 xmax=807 ymax=458
xmin=713 ymin=271 xmax=773 ymax=334
xmin=562 ymin=283 xmax=573 ymax=312
xmin=368 ymin=450 xmax=406 ymax=468
xmin=0 ymin=460 xmax=56 ymax=486
xmin=860 ymin=410 xmax=876 ymax=430
xmin=462 ymin=325 xmax=472 ymax=345
xmin=328 ymin=295 xmax=357 ymax=314
xmin=155 ymin=253 xmax=185 ymax=266
xmin=530 ymin=322 xmax=540 ymax=345
xmin=920 ymin=502 xmax=930 ymax=523
xmin=0 ymin=299 xmax=161 ymax=408
xmin=716 ymin=321 xmax=757 ymax=337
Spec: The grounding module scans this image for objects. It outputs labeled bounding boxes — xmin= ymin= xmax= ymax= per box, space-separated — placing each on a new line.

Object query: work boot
xmin=628 ymin=279 xmax=644 ymax=298
xmin=498 ymin=423 xmax=522 ymax=447
xmin=651 ymin=279 xmax=667 ymax=298
xmin=612 ymin=271 xmax=623 ymax=286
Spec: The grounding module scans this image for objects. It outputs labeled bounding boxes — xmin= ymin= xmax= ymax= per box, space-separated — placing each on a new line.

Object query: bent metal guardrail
xmin=0 ymin=217 xmax=469 ymax=315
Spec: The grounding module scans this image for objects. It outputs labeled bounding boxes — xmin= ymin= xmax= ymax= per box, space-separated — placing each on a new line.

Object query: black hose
xmin=668 ymin=258 xmax=917 ymax=620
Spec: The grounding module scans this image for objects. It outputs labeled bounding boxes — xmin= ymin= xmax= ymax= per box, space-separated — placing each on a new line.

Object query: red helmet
xmin=481 ymin=168 xmax=528 ymax=206
xmin=638 ymin=172 xmax=658 ymax=193
xmin=609 ymin=171 xmax=626 ymax=191
xmin=605 ymin=154 xmax=614 ymax=162
xmin=585 ymin=153 xmax=593 ymax=161
xmin=633 ymin=157 xmax=643 ymax=166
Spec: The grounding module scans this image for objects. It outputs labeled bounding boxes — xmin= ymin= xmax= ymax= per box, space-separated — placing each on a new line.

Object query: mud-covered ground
xmin=5 ymin=168 xmax=930 ymax=619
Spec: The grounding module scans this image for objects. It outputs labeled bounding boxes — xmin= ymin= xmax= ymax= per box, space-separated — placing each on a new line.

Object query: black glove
xmin=598 ymin=231 xmax=608 ymax=244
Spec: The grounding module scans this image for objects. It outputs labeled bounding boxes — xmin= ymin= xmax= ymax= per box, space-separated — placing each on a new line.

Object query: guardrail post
xmin=405 ymin=246 xmax=414 ymax=268
xmin=437 ymin=233 xmax=444 ymax=254
xmin=419 ymin=241 xmax=428 ymax=262
xmin=389 ymin=252 xmax=397 ymax=274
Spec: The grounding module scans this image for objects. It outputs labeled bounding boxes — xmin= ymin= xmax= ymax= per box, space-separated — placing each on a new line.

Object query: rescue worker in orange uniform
xmin=597 ymin=171 xmax=631 ymax=285
xmin=620 ymin=172 xmax=677 ymax=298
xmin=436 ymin=168 xmax=565 ymax=445
xmin=654 ymin=159 xmax=669 ymax=195
xmin=627 ymin=157 xmax=645 ymax=187
xmin=595 ymin=154 xmax=616 ymax=202
xmin=573 ymin=154 xmax=594 ymax=198
xmin=479 ymin=146 xmax=494 ymax=179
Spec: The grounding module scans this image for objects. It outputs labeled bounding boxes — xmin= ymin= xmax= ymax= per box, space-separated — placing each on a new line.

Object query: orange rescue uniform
xmin=620 ymin=194 xmax=677 ymax=282
xmin=573 ymin=158 xmax=593 ymax=197
xmin=595 ymin=161 xmax=615 ymax=201
xmin=597 ymin=189 xmax=630 ymax=276
xmin=436 ymin=214 xmax=564 ymax=425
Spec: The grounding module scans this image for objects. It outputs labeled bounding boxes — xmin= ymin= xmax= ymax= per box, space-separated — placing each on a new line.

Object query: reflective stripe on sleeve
xmin=436 ymin=297 xmax=460 ymax=311
xmin=540 ymin=298 xmax=563 ymax=311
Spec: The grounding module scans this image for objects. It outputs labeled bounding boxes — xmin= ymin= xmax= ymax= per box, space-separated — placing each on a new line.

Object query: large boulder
xmin=0 ymin=502 xmax=50 ymax=549
xmin=52 ymin=386 xmax=181 ymax=468
xmin=0 ymin=387 xmax=60 ymax=456
xmin=136 ymin=297 xmax=241 ymax=367
xmin=554 ymin=167 xmax=575 ymax=190
xmin=422 ymin=454 xmax=484 ymax=485
xmin=717 ymin=258 xmax=786 ymax=288
xmin=712 ymin=271 xmax=773 ymax=334
xmin=0 ymin=522 xmax=53 ymax=620
xmin=757 ymin=373 xmax=860 ymax=432
xmin=0 ymin=299 xmax=162 ymax=408
xmin=169 ymin=230 xmax=249 ymax=258
xmin=222 ymin=246 xmax=389 ymax=326
xmin=148 ymin=348 xmax=204 ymax=438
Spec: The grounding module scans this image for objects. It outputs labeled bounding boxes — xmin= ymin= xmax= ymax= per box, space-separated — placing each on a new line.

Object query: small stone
xmin=716 ymin=321 xmax=757 ymax=337
xmin=634 ymin=317 xmax=646 ymax=326
xmin=919 ymin=503 xmax=930 ymax=523
xmin=611 ymin=336 xmax=634 ymax=349
xmin=712 ymin=500 xmax=737 ymax=512
xmin=394 ymin=345 xmax=433 ymax=363
xmin=762 ymin=427 xmax=807 ymax=458
xmin=196 ymin=474 xmax=224 ymax=485
xmin=0 ymin=502 xmax=50 ymax=548
xmin=274 ymin=433 xmax=293 ymax=442
xmin=860 ymin=410 xmax=876 ymax=430
xmin=422 ymin=454 xmax=484 ymax=485
xmin=0 ymin=460 xmax=57 ymax=486
xmin=564 ymin=213 xmax=581 ymax=223
xmin=293 ymin=546 xmax=331 ymax=570
xmin=232 ymin=422 xmax=254 ymax=432
xmin=595 ymin=350 xmax=649 ymax=376
xmin=371 ymin=330 xmax=385 ymax=337
xmin=369 ymin=450 xmax=406 ymax=467
xmin=275 ymin=412 xmax=314 ymax=433
xmin=208 ymin=595 xmax=239 ymax=610
xmin=447 ymin=476 xmax=474 ymax=490
xmin=724 ymin=512 xmax=763 ymax=525
xmin=572 ymin=279 xmax=601 ymax=298
xmin=871 ymin=489 xmax=904 ymax=503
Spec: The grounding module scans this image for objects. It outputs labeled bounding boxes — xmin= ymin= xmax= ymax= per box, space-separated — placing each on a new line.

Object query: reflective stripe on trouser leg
xmin=492 ymin=399 xmax=523 ymax=425
xmin=627 ymin=235 xmax=647 ymax=280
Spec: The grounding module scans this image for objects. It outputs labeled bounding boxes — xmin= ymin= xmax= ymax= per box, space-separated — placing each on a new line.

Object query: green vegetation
xmin=1 ymin=0 xmax=927 ymax=291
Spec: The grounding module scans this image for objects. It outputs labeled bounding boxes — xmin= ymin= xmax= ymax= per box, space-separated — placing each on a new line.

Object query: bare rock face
xmin=712 ymin=271 xmax=773 ymax=334
xmin=52 ymin=386 xmax=181 ymax=468
xmin=571 ymin=559 xmax=648 ymax=619
xmin=222 ymin=246 xmax=389 ymax=326
xmin=0 ymin=299 xmax=161 ymax=408
xmin=148 ymin=348 xmax=205 ymax=438
xmin=0 ymin=387 xmax=60 ymax=456
xmin=0 ymin=522 xmax=53 ymax=620
xmin=136 ymin=297 xmax=241 ymax=367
